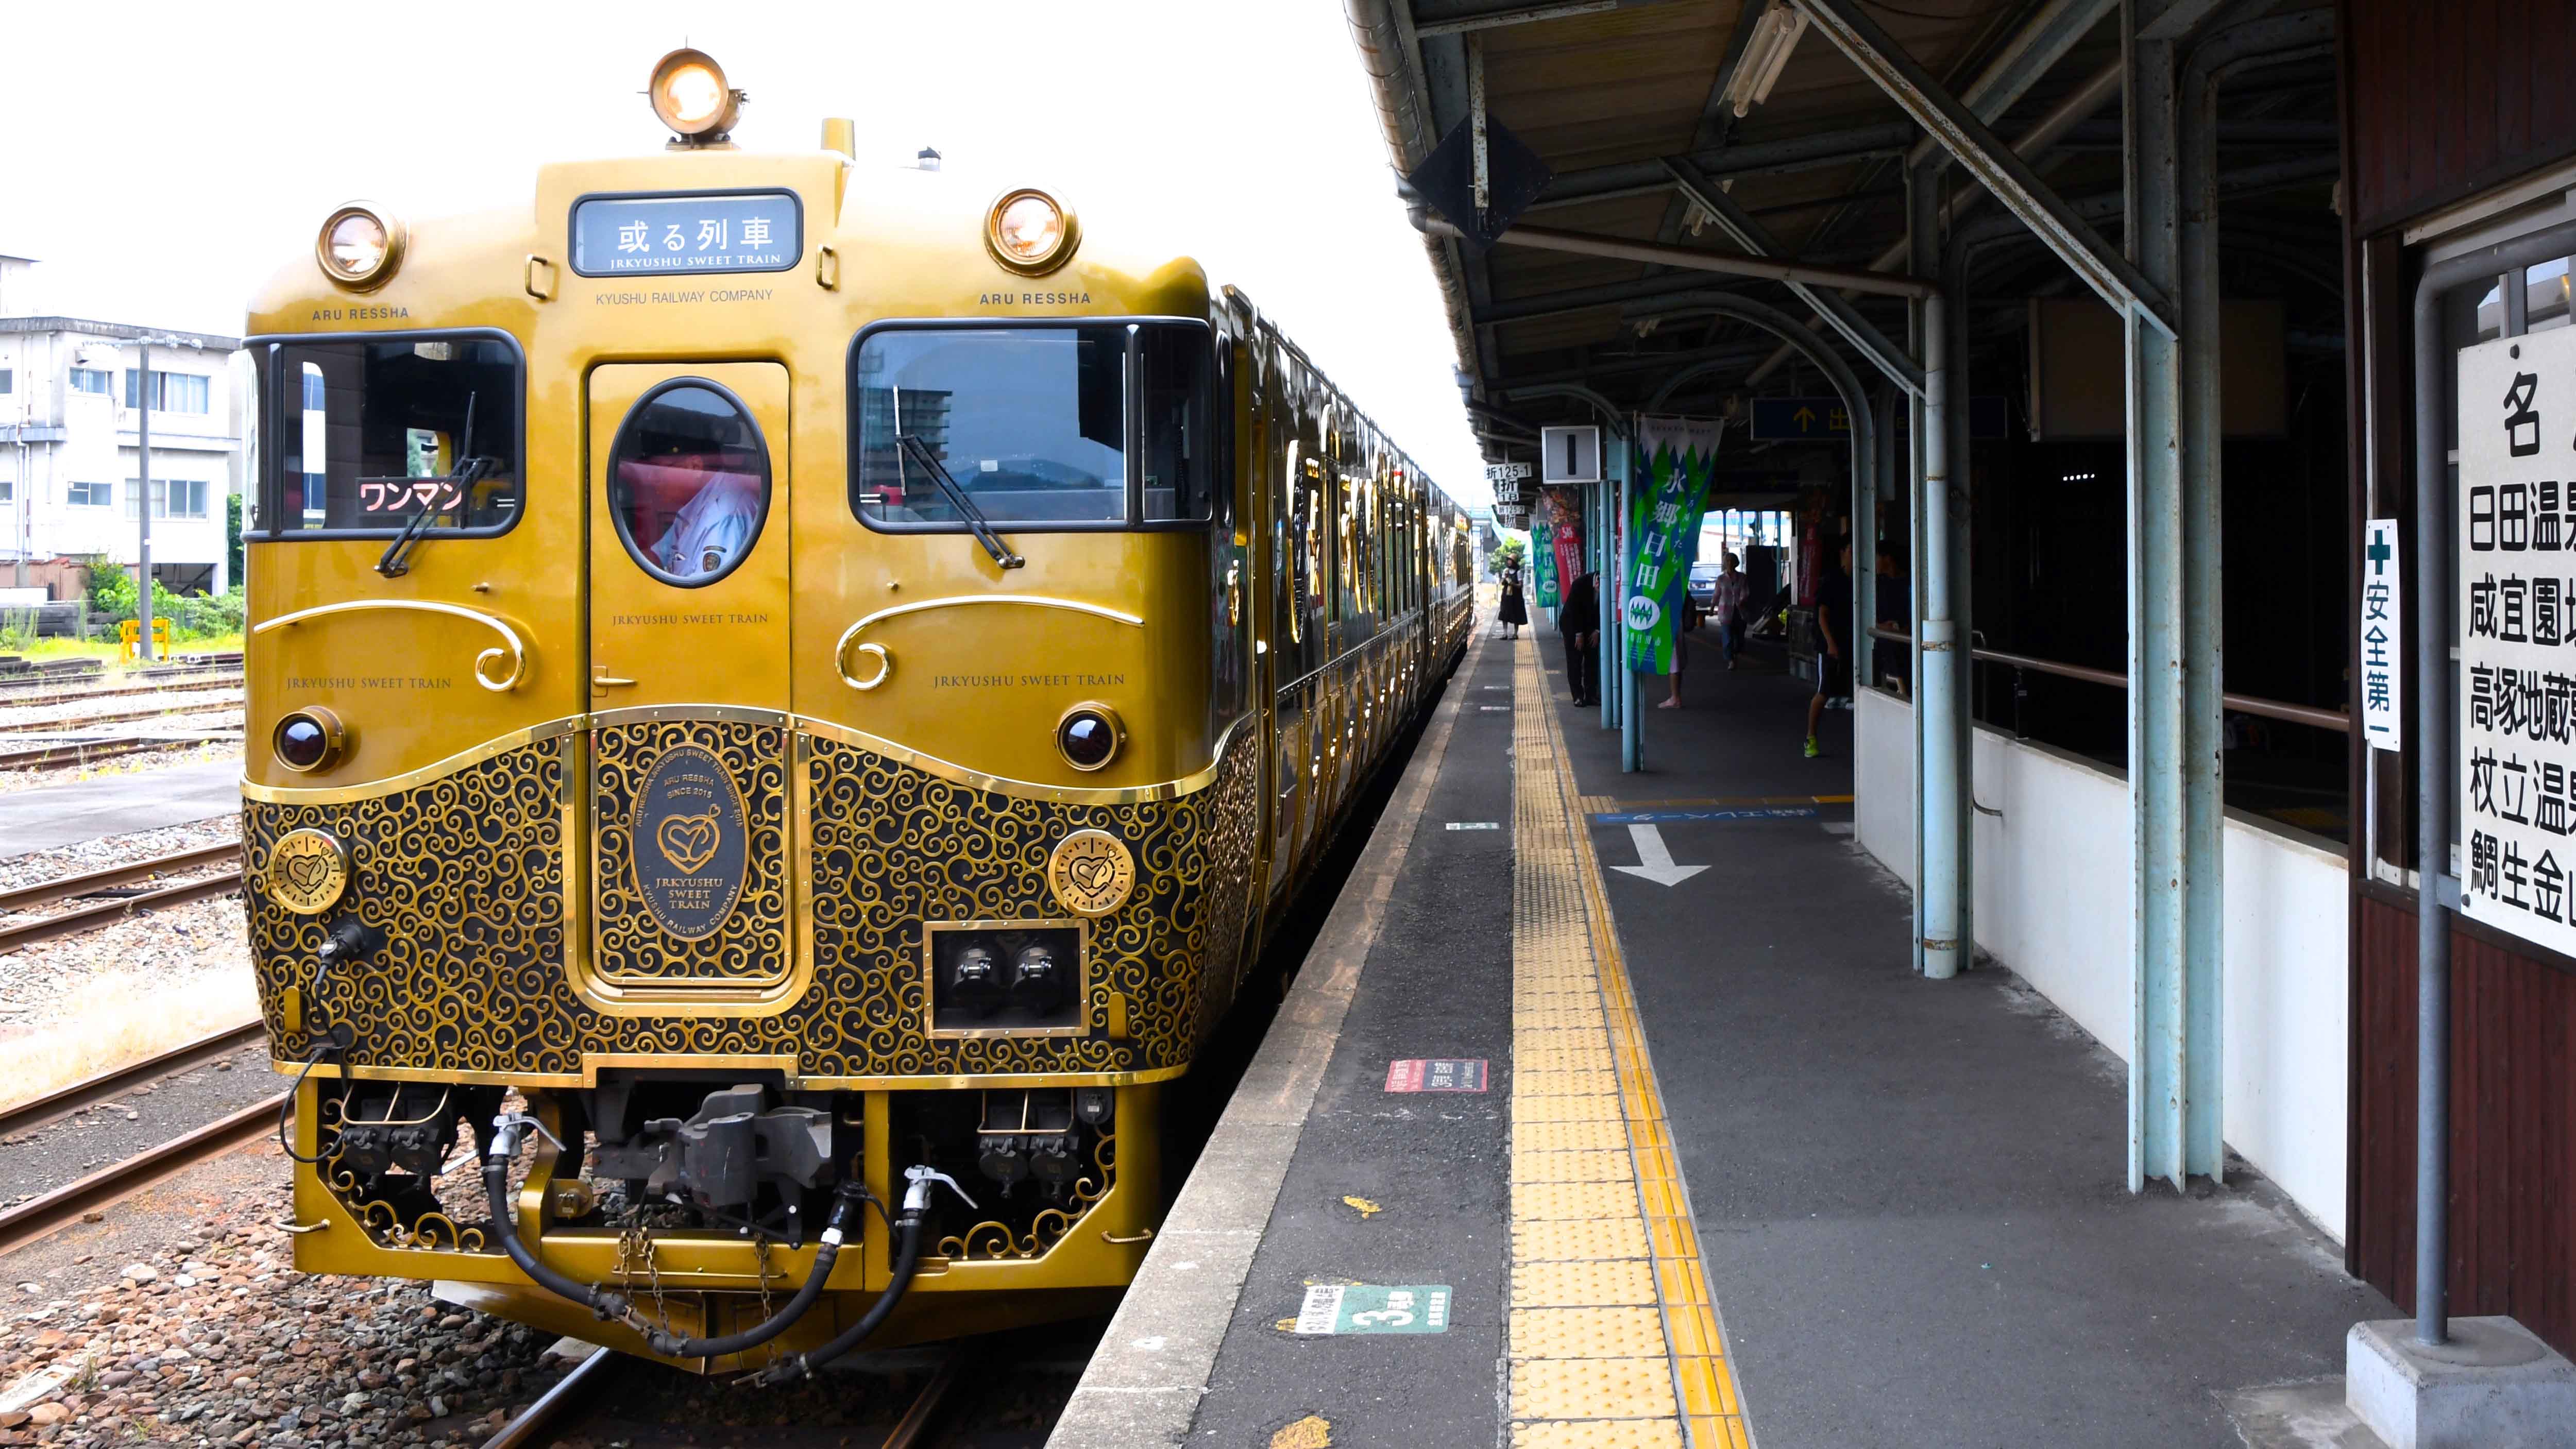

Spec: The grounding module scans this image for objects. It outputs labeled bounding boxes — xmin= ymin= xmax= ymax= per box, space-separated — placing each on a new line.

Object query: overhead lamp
xmin=648 ymin=47 xmax=743 ymax=144
xmin=315 ymin=203 xmax=405 ymax=290
xmin=985 ymin=187 xmax=1079 ymax=276
xmin=1724 ymin=2 xmax=1808 ymax=119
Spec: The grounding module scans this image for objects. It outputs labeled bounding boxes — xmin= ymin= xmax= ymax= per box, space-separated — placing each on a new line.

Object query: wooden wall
xmin=2350 ymin=893 xmax=2576 ymax=1358
xmin=2343 ymin=0 xmax=2576 ymax=235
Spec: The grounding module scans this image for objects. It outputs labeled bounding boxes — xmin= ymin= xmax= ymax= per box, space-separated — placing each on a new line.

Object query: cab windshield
xmin=259 ymin=334 xmax=522 ymax=536
xmin=850 ymin=320 xmax=1210 ymax=530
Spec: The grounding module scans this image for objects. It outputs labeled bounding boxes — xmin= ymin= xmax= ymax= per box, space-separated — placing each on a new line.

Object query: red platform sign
xmin=1384 ymin=1059 xmax=1489 ymax=1093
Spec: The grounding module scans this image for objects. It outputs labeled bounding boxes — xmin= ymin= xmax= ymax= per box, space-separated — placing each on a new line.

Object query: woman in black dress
xmin=1499 ymin=565 xmax=1530 ymax=638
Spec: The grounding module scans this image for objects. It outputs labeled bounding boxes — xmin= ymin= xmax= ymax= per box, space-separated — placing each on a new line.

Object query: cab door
xmin=583 ymin=362 xmax=796 ymax=994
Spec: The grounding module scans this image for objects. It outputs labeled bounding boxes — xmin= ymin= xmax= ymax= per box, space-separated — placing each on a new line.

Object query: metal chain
xmin=751 ymin=1234 xmax=779 ymax=1370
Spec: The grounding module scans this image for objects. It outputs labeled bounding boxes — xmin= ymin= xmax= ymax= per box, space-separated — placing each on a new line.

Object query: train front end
xmin=239 ymin=54 xmax=1258 ymax=1371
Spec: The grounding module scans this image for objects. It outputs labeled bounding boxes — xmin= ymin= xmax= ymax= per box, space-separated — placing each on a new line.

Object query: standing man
xmin=1561 ymin=569 xmax=1599 ymax=706
xmin=1713 ymin=551 xmax=1749 ymax=671
xmin=1805 ymin=542 xmax=1853 ymax=759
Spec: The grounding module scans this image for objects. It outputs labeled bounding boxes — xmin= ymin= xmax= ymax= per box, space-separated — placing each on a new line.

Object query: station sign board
xmin=2458 ymin=328 xmax=2576 ymax=954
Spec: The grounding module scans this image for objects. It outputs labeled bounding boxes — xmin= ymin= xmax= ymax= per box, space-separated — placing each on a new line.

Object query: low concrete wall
xmin=1853 ymin=688 xmax=2350 ymax=1240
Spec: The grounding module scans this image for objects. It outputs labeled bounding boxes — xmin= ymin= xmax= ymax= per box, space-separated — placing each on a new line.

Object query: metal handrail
xmin=1867 ymin=625 xmax=2349 ymax=734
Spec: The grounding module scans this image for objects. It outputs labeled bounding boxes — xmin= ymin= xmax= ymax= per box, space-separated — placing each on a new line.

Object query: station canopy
xmin=1346 ymin=0 xmax=2340 ymax=508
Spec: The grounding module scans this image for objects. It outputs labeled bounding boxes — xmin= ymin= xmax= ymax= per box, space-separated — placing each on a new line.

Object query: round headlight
xmin=314 ymin=203 xmax=403 ymax=290
xmin=1057 ymin=703 xmax=1124 ymax=772
xmin=986 ymin=188 xmax=1079 ymax=276
xmin=274 ymin=707 xmax=348 ymax=774
xmin=649 ymin=48 xmax=740 ymax=139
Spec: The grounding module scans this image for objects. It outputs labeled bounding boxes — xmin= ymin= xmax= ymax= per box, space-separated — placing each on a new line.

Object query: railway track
xmin=482 ymin=1344 xmax=969 ymax=1449
xmin=0 ymin=673 xmax=243 ymax=712
xmin=0 ymin=658 xmax=243 ymax=703
xmin=0 ymin=1022 xmax=281 ymax=1258
xmin=0 ymin=731 xmax=240 ymax=774
xmin=0 ymin=842 xmax=244 ymax=951
xmin=0 ymin=696 xmax=244 ymax=735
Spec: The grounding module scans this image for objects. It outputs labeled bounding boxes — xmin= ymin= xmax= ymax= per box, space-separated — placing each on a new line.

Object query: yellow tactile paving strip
xmin=1509 ymin=634 xmax=1752 ymax=1449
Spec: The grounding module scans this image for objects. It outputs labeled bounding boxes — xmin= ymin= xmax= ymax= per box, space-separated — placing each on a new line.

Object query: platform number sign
xmin=2458 ymin=327 xmax=2576 ymax=954
xmin=1294 ymin=1284 xmax=1451 ymax=1335
xmin=2360 ymin=517 xmax=2402 ymax=750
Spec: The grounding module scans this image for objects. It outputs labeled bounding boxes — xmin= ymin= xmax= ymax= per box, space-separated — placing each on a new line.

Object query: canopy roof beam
xmin=1787 ymin=0 xmax=2178 ymax=335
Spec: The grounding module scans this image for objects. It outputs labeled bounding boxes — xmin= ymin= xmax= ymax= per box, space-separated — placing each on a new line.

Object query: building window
xmin=125 ymin=479 xmax=210 ymax=520
xmin=125 ymin=370 xmax=210 ymax=414
xmin=66 ymin=480 xmax=112 ymax=507
xmin=0 ymin=368 xmax=12 ymax=395
xmin=0 ymin=477 xmax=12 ymax=503
xmin=70 ymin=368 xmax=112 ymax=396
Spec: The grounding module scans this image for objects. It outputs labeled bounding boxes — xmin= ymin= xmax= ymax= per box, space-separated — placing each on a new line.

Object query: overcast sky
xmin=3 ymin=1 xmax=1486 ymax=504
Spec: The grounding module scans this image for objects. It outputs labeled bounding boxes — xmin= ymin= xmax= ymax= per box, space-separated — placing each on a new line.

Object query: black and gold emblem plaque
xmin=1046 ymin=829 xmax=1136 ymax=918
xmin=631 ymin=743 xmax=750 ymax=940
xmin=267 ymin=828 xmax=352 ymax=915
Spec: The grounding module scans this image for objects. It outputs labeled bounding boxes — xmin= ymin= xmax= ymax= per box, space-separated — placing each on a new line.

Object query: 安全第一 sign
xmin=2458 ymin=328 xmax=2576 ymax=951
xmin=2360 ymin=517 xmax=2401 ymax=749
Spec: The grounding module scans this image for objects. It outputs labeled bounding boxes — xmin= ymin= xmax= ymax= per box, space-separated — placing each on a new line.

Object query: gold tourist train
xmin=238 ymin=49 xmax=1472 ymax=1373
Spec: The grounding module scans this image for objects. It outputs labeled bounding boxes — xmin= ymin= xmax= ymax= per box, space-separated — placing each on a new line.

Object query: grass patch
xmin=0 ymin=967 xmax=260 ymax=1116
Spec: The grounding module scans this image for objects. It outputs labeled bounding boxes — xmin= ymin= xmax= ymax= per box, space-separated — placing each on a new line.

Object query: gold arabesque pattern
xmin=246 ymin=728 xmax=1263 ymax=1081
xmin=593 ymin=719 xmax=790 ymax=984
xmin=938 ymin=1126 xmax=1116 ymax=1261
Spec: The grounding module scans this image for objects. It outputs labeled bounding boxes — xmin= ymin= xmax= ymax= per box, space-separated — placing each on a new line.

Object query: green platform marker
xmin=1294 ymin=1284 xmax=1452 ymax=1335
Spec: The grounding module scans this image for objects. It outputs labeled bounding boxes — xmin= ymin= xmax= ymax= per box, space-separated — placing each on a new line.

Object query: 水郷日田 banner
xmin=1623 ymin=417 xmax=1722 ymax=673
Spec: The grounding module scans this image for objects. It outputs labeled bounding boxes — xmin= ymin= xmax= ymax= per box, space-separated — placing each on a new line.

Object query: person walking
xmin=1561 ymin=569 xmax=1599 ymax=705
xmin=1498 ymin=565 xmax=1529 ymax=639
xmin=1712 ymin=551 xmax=1749 ymax=670
xmin=1805 ymin=542 xmax=1853 ymax=759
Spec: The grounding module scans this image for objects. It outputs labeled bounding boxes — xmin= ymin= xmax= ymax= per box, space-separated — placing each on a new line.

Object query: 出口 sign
xmin=2458 ymin=327 xmax=2576 ymax=953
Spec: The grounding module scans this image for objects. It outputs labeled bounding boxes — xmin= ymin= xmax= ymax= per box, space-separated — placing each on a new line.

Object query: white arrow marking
xmin=1610 ymin=822 xmax=1708 ymax=887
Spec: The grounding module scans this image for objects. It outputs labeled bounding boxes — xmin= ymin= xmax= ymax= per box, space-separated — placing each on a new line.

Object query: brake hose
xmin=637 ymin=1183 xmax=868 ymax=1359
xmin=753 ymin=1165 xmax=974 ymax=1386
xmin=483 ymin=1114 xmax=636 ymax=1324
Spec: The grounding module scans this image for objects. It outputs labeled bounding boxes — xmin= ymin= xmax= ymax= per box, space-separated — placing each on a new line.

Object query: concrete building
xmin=0 ymin=253 xmax=246 ymax=600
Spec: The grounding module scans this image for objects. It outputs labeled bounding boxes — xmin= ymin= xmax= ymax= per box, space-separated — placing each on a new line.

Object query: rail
xmin=0 ymin=844 xmax=246 ymax=951
xmin=1866 ymin=626 xmax=2350 ymax=734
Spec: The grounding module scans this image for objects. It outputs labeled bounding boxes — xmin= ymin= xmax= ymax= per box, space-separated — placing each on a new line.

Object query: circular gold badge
xmin=1047 ymin=829 xmax=1136 ymax=918
xmin=267 ymin=828 xmax=352 ymax=916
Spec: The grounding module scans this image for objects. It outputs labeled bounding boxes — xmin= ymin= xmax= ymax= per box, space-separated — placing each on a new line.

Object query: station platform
xmin=0 ymin=757 xmax=240 ymax=857
xmin=1049 ymin=625 xmax=2393 ymax=1449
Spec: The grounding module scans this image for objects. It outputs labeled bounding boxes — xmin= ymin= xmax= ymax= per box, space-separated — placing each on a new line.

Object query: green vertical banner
xmin=1622 ymin=417 xmax=1722 ymax=672
xmin=1531 ymin=492 xmax=1562 ymax=608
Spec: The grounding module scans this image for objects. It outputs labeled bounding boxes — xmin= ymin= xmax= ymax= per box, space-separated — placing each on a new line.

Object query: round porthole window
xmin=607 ymin=379 xmax=772 ymax=588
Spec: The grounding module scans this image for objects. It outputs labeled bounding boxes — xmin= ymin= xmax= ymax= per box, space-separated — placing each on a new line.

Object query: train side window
xmin=850 ymin=318 xmax=1212 ymax=532
xmin=1138 ymin=326 xmax=1210 ymax=522
xmin=605 ymin=380 xmax=772 ymax=588
xmin=261 ymin=334 xmax=522 ymax=537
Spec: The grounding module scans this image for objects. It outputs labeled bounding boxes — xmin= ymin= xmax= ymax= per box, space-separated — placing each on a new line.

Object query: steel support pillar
xmin=1905 ymin=165 xmax=1968 ymax=979
xmin=1589 ymin=478 xmax=1606 ymax=728
xmin=2125 ymin=23 xmax=2222 ymax=1192
xmin=1617 ymin=437 xmax=1642 ymax=771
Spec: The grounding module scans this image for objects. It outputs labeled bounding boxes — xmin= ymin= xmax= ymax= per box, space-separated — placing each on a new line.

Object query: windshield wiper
xmin=899 ymin=433 xmax=1024 ymax=570
xmin=378 ymin=393 xmax=483 ymax=579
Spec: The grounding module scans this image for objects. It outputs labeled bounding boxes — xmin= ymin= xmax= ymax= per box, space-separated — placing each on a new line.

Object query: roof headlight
xmin=315 ymin=203 xmax=403 ymax=291
xmin=649 ymin=48 xmax=742 ymax=142
xmin=986 ymin=188 xmax=1079 ymax=276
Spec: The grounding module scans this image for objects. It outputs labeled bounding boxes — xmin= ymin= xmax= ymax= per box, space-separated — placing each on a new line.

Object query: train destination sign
xmin=571 ymin=191 xmax=801 ymax=276
xmin=2457 ymin=326 xmax=2576 ymax=957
